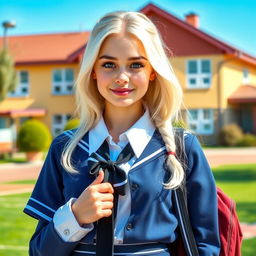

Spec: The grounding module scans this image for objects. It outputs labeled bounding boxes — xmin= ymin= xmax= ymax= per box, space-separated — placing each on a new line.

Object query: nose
xmin=115 ymin=71 xmax=129 ymax=86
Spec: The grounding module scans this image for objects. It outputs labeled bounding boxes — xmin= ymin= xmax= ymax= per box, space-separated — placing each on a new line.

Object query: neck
xmin=103 ymin=103 xmax=144 ymax=143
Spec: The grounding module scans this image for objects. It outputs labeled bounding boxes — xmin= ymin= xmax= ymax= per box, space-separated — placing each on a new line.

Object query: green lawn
xmin=0 ymin=158 xmax=27 ymax=164
xmin=0 ymin=164 xmax=255 ymax=255
xmin=212 ymin=163 xmax=256 ymax=223
xmin=0 ymin=193 xmax=36 ymax=256
xmin=241 ymin=238 xmax=256 ymax=255
xmin=4 ymin=180 xmax=36 ymax=185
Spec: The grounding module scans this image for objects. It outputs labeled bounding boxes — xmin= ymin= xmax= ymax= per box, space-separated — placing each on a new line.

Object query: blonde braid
xmin=156 ymin=123 xmax=185 ymax=189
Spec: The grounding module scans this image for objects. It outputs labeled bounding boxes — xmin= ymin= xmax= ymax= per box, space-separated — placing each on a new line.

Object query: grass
xmin=0 ymin=164 xmax=255 ymax=255
xmin=212 ymin=163 xmax=256 ymax=223
xmin=0 ymin=193 xmax=36 ymax=256
xmin=0 ymin=158 xmax=27 ymax=164
xmin=4 ymin=180 xmax=36 ymax=185
xmin=242 ymin=238 xmax=256 ymax=255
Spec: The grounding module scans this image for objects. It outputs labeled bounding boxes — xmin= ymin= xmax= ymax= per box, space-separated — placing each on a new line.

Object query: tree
xmin=0 ymin=49 xmax=17 ymax=102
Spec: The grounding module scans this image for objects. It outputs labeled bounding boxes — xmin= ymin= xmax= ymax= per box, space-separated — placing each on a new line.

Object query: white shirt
xmin=53 ymin=109 xmax=156 ymax=242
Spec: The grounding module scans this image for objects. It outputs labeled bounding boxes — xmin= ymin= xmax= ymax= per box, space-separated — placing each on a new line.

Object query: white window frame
xmin=242 ymin=68 xmax=250 ymax=84
xmin=52 ymin=68 xmax=74 ymax=95
xmin=8 ymin=71 xmax=29 ymax=97
xmin=187 ymin=109 xmax=214 ymax=135
xmin=186 ymin=59 xmax=212 ymax=89
xmin=52 ymin=114 xmax=71 ymax=136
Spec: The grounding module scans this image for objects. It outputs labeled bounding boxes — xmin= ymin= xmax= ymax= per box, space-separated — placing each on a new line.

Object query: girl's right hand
xmin=71 ymin=170 xmax=114 ymax=226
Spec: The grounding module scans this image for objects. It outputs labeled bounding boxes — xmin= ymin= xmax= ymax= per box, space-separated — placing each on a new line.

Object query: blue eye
xmin=102 ymin=62 xmax=115 ymax=68
xmin=130 ymin=62 xmax=144 ymax=69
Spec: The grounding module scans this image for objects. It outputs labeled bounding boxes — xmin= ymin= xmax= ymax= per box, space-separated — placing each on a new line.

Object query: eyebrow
xmin=98 ymin=55 xmax=148 ymax=61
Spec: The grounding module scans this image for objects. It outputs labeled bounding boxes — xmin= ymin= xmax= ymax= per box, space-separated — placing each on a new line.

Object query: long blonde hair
xmin=62 ymin=11 xmax=184 ymax=189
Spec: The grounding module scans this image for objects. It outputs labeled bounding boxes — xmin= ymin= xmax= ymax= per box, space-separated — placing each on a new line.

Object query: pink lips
xmin=110 ymin=88 xmax=134 ymax=96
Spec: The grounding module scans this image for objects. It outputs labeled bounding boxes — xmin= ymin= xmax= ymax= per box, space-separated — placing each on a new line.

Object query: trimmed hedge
xmin=237 ymin=133 xmax=256 ymax=147
xmin=218 ymin=124 xmax=243 ymax=146
xmin=17 ymin=119 xmax=52 ymax=152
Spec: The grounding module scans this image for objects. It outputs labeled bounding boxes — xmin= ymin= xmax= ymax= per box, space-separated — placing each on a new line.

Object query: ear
xmin=149 ymin=71 xmax=156 ymax=81
xmin=92 ymin=71 xmax=97 ymax=80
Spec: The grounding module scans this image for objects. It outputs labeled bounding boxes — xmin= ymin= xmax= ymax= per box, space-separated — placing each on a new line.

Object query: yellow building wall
xmin=0 ymin=63 xmax=79 ymax=132
xmin=1 ymin=55 xmax=255 ymax=137
xmin=221 ymin=59 xmax=256 ymax=108
xmin=171 ymin=55 xmax=224 ymax=109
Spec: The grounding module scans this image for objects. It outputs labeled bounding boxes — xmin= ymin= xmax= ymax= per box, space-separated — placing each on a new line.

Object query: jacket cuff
xmin=53 ymin=198 xmax=94 ymax=242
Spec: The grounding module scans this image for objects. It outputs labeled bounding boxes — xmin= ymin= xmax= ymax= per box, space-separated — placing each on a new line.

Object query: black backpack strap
xmin=172 ymin=128 xmax=199 ymax=256
xmin=174 ymin=128 xmax=187 ymax=171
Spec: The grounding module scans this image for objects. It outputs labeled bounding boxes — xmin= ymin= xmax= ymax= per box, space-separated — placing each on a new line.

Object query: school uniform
xmin=24 ymin=110 xmax=220 ymax=256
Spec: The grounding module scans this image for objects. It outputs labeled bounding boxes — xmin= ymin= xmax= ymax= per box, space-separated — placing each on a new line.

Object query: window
xmin=187 ymin=109 xmax=214 ymax=134
xmin=52 ymin=114 xmax=71 ymax=136
xmin=20 ymin=117 xmax=30 ymax=125
xmin=243 ymin=68 xmax=250 ymax=84
xmin=9 ymin=71 xmax=29 ymax=97
xmin=52 ymin=69 xmax=74 ymax=95
xmin=187 ymin=60 xmax=211 ymax=89
xmin=0 ymin=118 xmax=7 ymax=128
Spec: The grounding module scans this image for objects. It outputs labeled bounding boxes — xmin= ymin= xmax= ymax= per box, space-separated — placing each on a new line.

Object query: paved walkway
xmin=204 ymin=147 xmax=256 ymax=167
xmin=0 ymin=184 xmax=35 ymax=196
xmin=0 ymin=162 xmax=42 ymax=182
xmin=0 ymin=162 xmax=42 ymax=196
xmin=0 ymin=147 xmax=256 ymax=239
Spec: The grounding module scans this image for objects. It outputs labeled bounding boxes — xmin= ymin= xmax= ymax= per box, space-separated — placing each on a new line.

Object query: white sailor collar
xmin=89 ymin=109 xmax=156 ymax=159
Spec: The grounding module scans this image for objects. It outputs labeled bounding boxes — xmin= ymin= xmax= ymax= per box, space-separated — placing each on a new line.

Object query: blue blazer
xmin=24 ymin=129 xmax=220 ymax=255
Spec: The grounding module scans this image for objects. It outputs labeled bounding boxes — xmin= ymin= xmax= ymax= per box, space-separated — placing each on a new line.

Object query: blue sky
xmin=0 ymin=0 xmax=256 ymax=56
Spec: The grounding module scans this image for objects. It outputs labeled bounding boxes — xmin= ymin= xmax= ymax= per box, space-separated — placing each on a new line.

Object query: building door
xmin=241 ymin=105 xmax=253 ymax=133
xmin=253 ymin=106 xmax=256 ymax=134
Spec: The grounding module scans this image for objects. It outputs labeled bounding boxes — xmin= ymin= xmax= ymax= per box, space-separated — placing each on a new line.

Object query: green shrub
xmin=17 ymin=119 xmax=52 ymax=152
xmin=237 ymin=133 xmax=256 ymax=147
xmin=218 ymin=124 xmax=243 ymax=146
xmin=64 ymin=118 xmax=80 ymax=131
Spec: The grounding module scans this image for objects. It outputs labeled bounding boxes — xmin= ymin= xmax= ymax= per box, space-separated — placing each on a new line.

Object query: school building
xmin=0 ymin=3 xmax=256 ymax=151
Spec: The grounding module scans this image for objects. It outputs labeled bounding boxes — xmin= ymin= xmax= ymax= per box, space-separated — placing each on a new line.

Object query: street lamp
xmin=2 ymin=20 xmax=16 ymax=49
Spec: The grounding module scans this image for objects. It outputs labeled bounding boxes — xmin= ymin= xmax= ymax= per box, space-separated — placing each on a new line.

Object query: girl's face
xmin=93 ymin=33 xmax=155 ymax=113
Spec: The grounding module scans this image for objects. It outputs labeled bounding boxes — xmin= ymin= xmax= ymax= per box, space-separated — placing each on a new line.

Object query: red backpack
xmin=170 ymin=129 xmax=243 ymax=256
xmin=217 ymin=187 xmax=243 ymax=255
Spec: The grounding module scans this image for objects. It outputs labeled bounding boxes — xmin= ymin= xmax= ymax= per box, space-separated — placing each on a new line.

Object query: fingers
xmin=90 ymin=200 xmax=113 ymax=219
xmin=100 ymin=192 xmax=114 ymax=202
xmin=99 ymin=201 xmax=114 ymax=210
xmin=90 ymin=170 xmax=114 ymax=193
xmin=72 ymin=170 xmax=115 ymax=225
xmin=90 ymin=170 xmax=104 ymax=185
xmin=101 ymin=209 xmax=112 ymax=218
xmin=96 ymin=183 xmax=114 ymax=193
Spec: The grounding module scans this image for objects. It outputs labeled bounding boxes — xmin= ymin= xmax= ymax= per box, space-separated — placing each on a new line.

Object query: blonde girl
xmin=24 ymin=11 xmax=220 ymax=256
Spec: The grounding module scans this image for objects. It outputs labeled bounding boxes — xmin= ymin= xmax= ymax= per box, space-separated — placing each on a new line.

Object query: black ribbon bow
xmin=88 ymin=140 xmax=135 ymax=256
xmin=88 ymin=149 xmax=133 ymax=196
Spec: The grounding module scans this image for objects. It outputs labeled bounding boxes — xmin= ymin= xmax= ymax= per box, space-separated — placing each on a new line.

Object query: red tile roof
xmin=140 ymin=3 xmax=256 ymax=65
xmin=0 ymin=32 xmax=90 ymax=65
xmin=228 ymin=85 xmax=256 ymax=104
